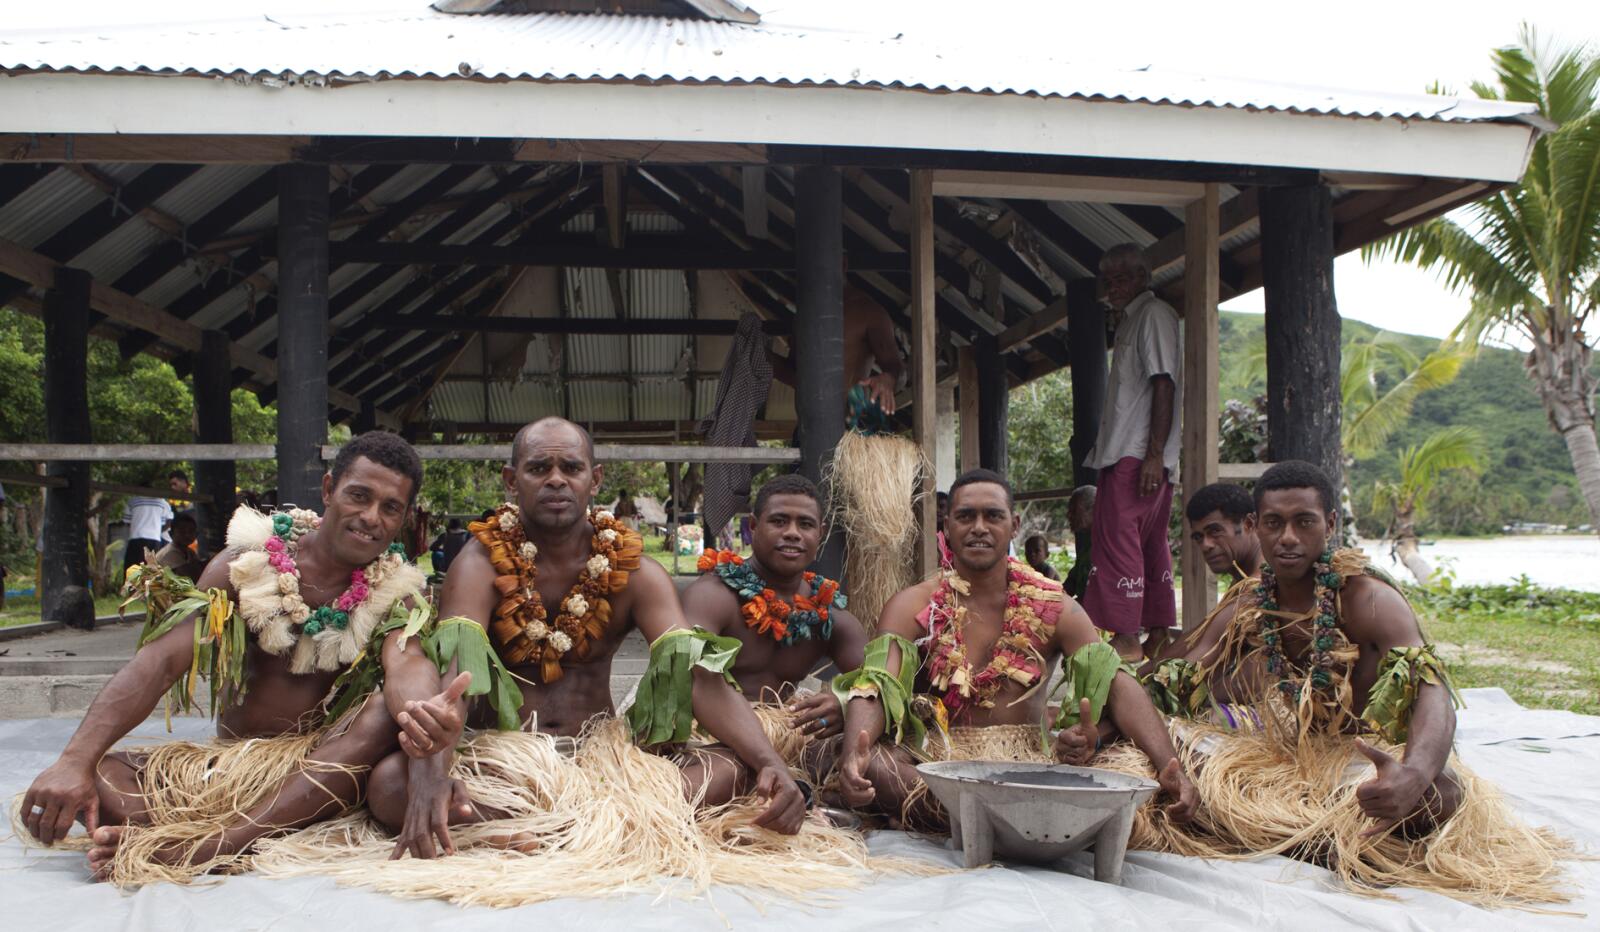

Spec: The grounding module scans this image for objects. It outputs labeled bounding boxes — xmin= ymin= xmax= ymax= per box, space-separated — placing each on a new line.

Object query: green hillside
xmin=1216 ymin=311 xmax=1592 ymax=536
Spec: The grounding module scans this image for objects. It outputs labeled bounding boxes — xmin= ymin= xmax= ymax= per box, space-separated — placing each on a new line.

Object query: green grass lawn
xmin=1412 ymin=581 xmax=1600 ymax=716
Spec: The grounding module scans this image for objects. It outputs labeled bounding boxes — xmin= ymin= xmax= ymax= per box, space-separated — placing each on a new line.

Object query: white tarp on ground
xmin=2 ymin=687 xmax=1596 ymax=932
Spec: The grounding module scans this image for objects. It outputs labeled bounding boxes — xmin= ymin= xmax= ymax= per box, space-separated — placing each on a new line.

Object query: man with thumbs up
xmin=833 ymin=468 xmax=1196 ymax=832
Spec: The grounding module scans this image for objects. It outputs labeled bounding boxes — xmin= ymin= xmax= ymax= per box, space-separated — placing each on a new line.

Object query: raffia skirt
xmin=1092 ymin=720 xmax=1574 ymax=908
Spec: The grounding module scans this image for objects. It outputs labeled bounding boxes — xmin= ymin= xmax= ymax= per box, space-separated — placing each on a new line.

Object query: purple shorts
xmin=1081 ymin=456 xmax=1177 ymax=635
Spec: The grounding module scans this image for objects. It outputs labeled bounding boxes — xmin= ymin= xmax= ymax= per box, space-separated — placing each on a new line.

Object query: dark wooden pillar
xmin=41 ymin=267 xmax=94 ymax=628
xmin=1260 ymin=183 xmax=1343 ymax=492
xmin=1066 ymin=277 xmax=1107 ymax=488
xmin=794 ymin=165 xmax=846 ymax=578
xmin=975 ymin=334 xmax=1008 ymax=476
xmin=354 ymin=400 xmax=377 ymax=435
xmin=276 ymin=163 xmax=330 ymax=509
xmin=193 ymin=328 xmax=235 ymax=553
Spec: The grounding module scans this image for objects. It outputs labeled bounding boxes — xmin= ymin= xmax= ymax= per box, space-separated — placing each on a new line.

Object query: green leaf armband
xmin=1361 ymin=644 xmax=1462 ymax=745
xmin=423 ymin=616 xmax=524 ymax=732
xmin=1051 ymin=640 xmax=1135 ymax=729
xmin=627 ymin=627 xmax=743 ymax=747
xmin=1141 ymin=657 xmax=1211 ymax=719
xmin=124 ymin=561 xmax=246 ymax=727
xmin=831 ymin=633 xmax=924 ymax=750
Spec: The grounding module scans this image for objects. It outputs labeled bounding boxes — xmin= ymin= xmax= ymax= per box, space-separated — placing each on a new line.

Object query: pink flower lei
xmin=266 ymin=509 xmax=380 ymax=636
xmin=919 ymin=558 xmax=1058 ymax=719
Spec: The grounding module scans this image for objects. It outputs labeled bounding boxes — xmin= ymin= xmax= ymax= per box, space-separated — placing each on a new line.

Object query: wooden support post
xmin=354 ymin=400 xmax=377 ymax=435
xmin=41 ymin=267 xmax=94 ymax=628
xmin=935 ymin=384 xmax=957 ymax=493
xmin=276 ymin=163 xmax=331 ymax=509
xmin=958 ymin=346 xmax=980 ymax=473
xmin=911 ymin=169 xmax=938 ymax=579
xmin=795 ymin=165 xmax=846 ymax=578
xmin=1181 ymin=184 xmax=1221 ymax=628
xmin=741 ymin=167 xmax=769 ymax=239
xmin=1260 ymin=183 xmax=1343 ymax=493
xmin=193 ymin=329 xmax=236 ymax=555
xmin=975 ymin=334 xmax=1008 ymax=476
xmin=1066 ymin=277 xmax=1106 ymax=489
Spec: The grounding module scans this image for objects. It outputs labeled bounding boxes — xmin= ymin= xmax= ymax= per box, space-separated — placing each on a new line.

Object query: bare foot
xmin=85 ymin=825 xmax=124 ymax=881
xmin=1110 ymin=633 xmax=1143 ymax=663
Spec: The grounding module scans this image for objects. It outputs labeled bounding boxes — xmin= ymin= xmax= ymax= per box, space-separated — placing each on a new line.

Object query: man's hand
xmin=389 ymin=757 xmax=473 ymax=861
xmin=838 ymin=730 xmax=878 ymax=808
xmin=1138 ymin=453 xmax=1165 ymax=498
xmin=1157 ymin=758 xmax=1198 ymax=824
xmin=750 ymin=766 xmax=806 ymax=835
xmin=860 ymin=373 xmax=898 ymax=415
xmin=789 ymin=691 xmax=844 ymax=739
xmin=22 ymin=759 xmax=99 ymax=846
xmin=1053 ymin=698 xmax=1098 ymax=766
xmin=397 ymin=671 xmax=471 ymax=760
xmin=1354 ymin=739 xmax=1430 ymax=838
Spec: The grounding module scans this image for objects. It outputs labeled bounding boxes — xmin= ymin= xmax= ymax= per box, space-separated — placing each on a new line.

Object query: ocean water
xmin=1359 ymin=535 xmax=1600 ymax=592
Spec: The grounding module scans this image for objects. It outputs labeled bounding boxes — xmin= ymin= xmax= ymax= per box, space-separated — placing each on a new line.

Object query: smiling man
xmin=833 ymin=468 xmax=1196 ymax=832
xmin=681 ymin=474 xmax=868 ymax=780
xmin=19 ymin=432 xmax=457 ymax=883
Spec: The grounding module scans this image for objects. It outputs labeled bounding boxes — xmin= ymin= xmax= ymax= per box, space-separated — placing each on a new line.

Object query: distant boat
xmin=1420 ymin=539 xmax=1438 ymax=547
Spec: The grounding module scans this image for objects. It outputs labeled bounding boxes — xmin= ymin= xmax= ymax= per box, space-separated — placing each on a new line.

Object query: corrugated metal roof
xmin=0 ymin=9 xmax=1539 ymax=125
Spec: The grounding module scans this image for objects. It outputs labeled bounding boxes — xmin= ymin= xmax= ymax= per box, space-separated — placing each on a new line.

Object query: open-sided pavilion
xmin=0 ymin=0 xmax=1542 ymax=627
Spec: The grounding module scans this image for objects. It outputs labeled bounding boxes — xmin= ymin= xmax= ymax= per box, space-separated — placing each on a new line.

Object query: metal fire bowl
xmin=916 ymin=760 xmax=1159 ymax=884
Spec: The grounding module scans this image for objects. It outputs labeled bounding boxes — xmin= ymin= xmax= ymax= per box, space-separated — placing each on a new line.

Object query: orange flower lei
xmin=468 ymin=503 xmax=643 ymax=683
xmin=696 ymin=549 xmax=844 ymax=644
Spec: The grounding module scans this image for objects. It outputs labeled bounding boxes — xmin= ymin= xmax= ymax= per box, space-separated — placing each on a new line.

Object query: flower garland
xmin=695 ymin=549 xmax=846 ymax=645
xmin=227 ymin=507 xmax=421 ymax=676
xmin=468 ymin=503 xmax=642 ymax=683
xmin=915 ymin=558 xmax=1062 ymax=719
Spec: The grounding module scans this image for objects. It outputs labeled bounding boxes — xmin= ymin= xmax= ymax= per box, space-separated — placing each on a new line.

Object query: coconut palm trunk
xmin=1526 ymin=330 xmax=1600 ymax=530
xmin=1390 ymin=505 xmax=1434 ymax=585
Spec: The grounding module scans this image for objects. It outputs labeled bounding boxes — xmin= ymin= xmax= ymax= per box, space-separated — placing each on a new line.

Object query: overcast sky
xmin=14 ymin=1 xmax=1597 ymax=342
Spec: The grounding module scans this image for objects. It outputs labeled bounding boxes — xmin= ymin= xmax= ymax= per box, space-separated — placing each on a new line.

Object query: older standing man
xmin=1081 ymin=243 xmax=1182 ymax=662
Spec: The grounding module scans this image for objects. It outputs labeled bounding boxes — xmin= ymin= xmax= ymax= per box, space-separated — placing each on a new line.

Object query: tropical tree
xmin=1368 ymin=27 xmax=1600 ymax=534
xmin=1372 ymin=426 xmax=1488 ymax=584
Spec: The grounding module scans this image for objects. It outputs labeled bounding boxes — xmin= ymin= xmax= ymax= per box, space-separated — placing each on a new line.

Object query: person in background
xmin=935 ymin=490 xmax=951 ymax=566
xmin=1080 ymin=243 xmax=1182 ymax=662
xmin=428 ymin=518 xmax=470 ymax=575
xmin=152 ymin=513 xmax=207 ymax=581
xmin=1024 ymin=534 xmax=1061 ymax=582
xmin=1064 ymin=485 xmax=1096 ymax=600
xmin=122 ymin=485 xmax=173 ymax=584
xmin=0 ymin=559 xmax=9 ymax=612
xmin=614 ymin=488 xmax=641 ymax=531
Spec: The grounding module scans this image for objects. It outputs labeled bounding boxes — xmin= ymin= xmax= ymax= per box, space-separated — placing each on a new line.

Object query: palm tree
xmin=1367 ymin=27 xmax=1600 ymax=534
xmin=1373 ymin=426 xmax=1488 ymax=584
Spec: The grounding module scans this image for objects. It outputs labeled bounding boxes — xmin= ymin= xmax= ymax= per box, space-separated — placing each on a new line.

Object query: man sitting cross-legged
xmin=1118 ymin=460 xmax=1572 ymax=905
xmin=681 ymin=474 xmax=868 ymax=781
xmin=18 ymin=432 xmax=465 ymax=883
xmin=833 ymin=468 xmax=1197 ymax=832
xmin=364 ymin=416 xmax=807 ymax=854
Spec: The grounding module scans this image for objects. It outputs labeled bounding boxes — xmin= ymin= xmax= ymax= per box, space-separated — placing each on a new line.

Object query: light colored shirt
xmin=125 ymin=496 xmax=173 ymax=542
xmin=1084 ymin=290 xmax=1183 ymax=473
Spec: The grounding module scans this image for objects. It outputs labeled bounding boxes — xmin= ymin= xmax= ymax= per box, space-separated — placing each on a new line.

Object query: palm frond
xmin=1398 ymin=426 xmax=1487 ymax=512
xmin=1345 ymin=344 xmax=1471 ymax=458
xmin=1550 ymin=110 xmax=1600 ymax=294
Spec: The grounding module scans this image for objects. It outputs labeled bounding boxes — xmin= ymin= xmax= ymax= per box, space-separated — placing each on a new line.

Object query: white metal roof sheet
xmin=0 ymin=9 xmax=1540 ymax=125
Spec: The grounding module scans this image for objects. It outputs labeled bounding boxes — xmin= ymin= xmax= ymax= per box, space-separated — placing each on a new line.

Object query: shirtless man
xmin=365 ymin=417 xmax=807 ymax=846
xmin=835 ymin=468 xmax=1197 ymax=826
xmin=681 ymin=474 xmax=867 ymax=745
xmin=772 ymin=286 xmax=905 ymax=415
xmin=20 ymin=432 xmax=461 ymax=875
xmin=1169 ymin=460 xmax=1461 ymax=832
xmin=1148 ymin=482 xmax=1264 ymax=666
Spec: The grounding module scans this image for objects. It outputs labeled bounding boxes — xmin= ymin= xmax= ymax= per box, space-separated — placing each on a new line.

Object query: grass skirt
xmin=13 ymin=728 xmax=339 ymax=887
xmin=251 ymin=717 xmax=939 ymax=907
xmin=1093 ymin=721 xmax=1575 ymax=908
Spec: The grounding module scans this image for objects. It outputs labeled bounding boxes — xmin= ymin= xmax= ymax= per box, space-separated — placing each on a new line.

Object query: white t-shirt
xmin=1083 ymin=290 xmax=1183 ymax=473
xmin=125 ymin=496 xmax=174 ymax=542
